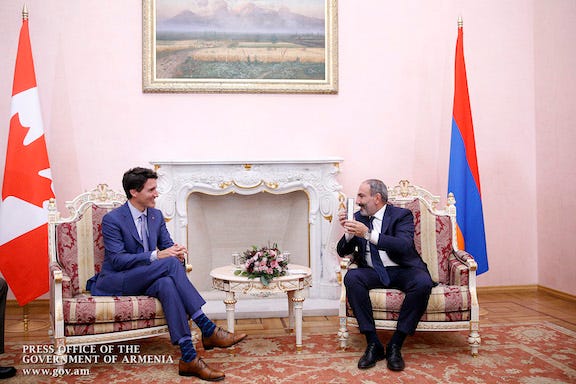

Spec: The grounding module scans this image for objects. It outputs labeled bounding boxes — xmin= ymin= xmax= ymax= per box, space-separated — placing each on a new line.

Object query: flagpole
xmin=5 ymin=4 xmax=50 ymax=335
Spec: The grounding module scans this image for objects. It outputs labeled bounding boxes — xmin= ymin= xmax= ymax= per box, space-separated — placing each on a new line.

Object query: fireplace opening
xmin=186 ymin=190 xmax=310 ymax=297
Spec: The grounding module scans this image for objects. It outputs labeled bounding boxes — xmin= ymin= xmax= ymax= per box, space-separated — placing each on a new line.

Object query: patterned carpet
xmin=4 ymin=322 xmax=575 ymax=383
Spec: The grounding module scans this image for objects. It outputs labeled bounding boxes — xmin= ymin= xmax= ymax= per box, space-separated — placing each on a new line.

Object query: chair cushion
xmin=63 ymin=294 xmax=166 ymax=336
xmin=347 ymin=284 xmax=472 ymax=322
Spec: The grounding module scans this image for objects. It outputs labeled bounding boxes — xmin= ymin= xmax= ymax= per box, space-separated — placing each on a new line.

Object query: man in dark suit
xmin=90 ymin=167 xmax=246 ymax=381
xmin=0 ymin=278 xmax=16 ymax=380
xmin=337 ymin=179 xmax=433 ymax=371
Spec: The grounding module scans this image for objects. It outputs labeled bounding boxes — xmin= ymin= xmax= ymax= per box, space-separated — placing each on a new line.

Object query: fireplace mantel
xmin=151 ymin=159 xmax=345 ymax=316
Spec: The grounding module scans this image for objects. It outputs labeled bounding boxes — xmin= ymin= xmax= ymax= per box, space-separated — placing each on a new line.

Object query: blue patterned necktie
xmin=139 ymin=213 xmax=149 ymax=252
xmin=368 ymin=216 xmax=390 ymax=286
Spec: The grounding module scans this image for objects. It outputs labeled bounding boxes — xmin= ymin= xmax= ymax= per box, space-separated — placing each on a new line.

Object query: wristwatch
xmin=364 ymin=230 xmax=371 ymax=241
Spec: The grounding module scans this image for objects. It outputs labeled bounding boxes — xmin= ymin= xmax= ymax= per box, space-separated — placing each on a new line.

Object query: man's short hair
xmin=122 ymin=167 xmax=158 ymax=199
xmin=364 ymin=179 xmax=388 ymax=203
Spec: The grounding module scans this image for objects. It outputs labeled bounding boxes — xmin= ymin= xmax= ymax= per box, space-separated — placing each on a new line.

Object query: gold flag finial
xmin=22 ymin=4 xmax=29 ymax=20
xmin=458 ymin=16 xmax=463 ymax=28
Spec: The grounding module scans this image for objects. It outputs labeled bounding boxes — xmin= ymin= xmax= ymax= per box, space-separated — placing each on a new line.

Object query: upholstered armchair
xmin=48 ymin=184 xmax=192 ymax=357
xmin=337 ymin=180 xmax=481 ymax=355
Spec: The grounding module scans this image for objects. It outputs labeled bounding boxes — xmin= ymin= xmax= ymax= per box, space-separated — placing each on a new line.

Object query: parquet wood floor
xmin=5 ymin=289 xmax=576 ymax=343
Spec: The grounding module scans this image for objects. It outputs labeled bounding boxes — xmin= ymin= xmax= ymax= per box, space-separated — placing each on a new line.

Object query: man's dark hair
xmin=122 ymin=167 xmax=158 ymax=199
xmin=364 ymin=179 xmax=388 ymax=203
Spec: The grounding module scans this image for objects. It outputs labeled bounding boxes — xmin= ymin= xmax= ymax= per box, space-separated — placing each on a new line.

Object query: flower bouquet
xmin=234 ymin=243 xmax=289 ymax=286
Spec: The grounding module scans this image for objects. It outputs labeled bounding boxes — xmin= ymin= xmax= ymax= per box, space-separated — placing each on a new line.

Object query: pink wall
xmin=0 ymin=1 xmax=574 ymax=298
xmin=534 ymin=1 xmax=576 ymax=295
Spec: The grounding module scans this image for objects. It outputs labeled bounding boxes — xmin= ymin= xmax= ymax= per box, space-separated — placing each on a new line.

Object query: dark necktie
xmin=139 ymin=213 xmax=149 ymax=252
xmin=368 ymin=217 xmax=390 ymax=286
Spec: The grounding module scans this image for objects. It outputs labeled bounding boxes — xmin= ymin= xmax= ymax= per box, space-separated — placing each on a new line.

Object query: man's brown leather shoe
xmin=202 ymin=326 xmax=247 ymax=350
xmin=178 ymin=357 xmax=225 ymax=381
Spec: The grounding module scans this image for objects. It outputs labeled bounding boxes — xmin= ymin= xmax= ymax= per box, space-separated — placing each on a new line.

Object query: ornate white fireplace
xmin=151 ymin=159 xmax=344 ymax=317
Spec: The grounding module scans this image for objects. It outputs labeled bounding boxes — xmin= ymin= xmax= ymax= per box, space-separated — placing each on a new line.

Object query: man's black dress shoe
xmin=386 ymin=344 xmax=405 ymax=371
xmin=0 ymin=366 xmax=16 ymax=380
xmin=357 ymin=343 xmax=385 ymax=369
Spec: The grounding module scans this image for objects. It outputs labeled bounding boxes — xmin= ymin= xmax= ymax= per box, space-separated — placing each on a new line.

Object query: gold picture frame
xmin=142 ymin=0 xmax=338 ymax=94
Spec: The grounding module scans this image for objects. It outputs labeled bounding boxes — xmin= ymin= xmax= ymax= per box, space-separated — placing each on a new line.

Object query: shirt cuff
xmin=149 ymin=250 xmax=158 ymax=262
xmin=367 ymin=231 xmax=377 ymax=244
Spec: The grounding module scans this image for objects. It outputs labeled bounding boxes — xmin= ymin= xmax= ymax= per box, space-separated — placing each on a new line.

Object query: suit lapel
xmin=380 ymin=205 xmax=393 ymax=234
xmin=122 ymin=203 xmax=144 ymax=247
xmin=147 ymin=209 xmax=159 ymax=249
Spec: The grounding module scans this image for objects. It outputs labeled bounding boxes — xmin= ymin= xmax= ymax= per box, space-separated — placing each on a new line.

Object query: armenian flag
xmin=448 ymin=19 xmax=488 ymax=274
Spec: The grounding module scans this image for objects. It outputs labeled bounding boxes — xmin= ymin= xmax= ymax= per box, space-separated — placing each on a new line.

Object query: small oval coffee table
xmin=210 ymin=264 xmax=312 ymax=352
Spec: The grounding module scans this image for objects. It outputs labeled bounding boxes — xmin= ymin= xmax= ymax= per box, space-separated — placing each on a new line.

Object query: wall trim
xmin=477 ymin=285 xmax=538 ymax=294
xmin=477 ymin=285 xmax=576 ymax=303
xmin=537 ymin=285 xmax=576 ymax=303
xmin=7 ymin=299 xmax=49 ymax=309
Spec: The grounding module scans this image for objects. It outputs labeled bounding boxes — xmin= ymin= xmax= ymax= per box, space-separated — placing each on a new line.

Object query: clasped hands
xmin=157 ymin=243 xmax=188 ymax=262
xmin=338 ymin=210 xmax=369 ymax=238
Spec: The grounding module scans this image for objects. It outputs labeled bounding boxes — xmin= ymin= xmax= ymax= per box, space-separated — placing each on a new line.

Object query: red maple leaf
xmin=2 ymin=113 xmax=54 ymax=207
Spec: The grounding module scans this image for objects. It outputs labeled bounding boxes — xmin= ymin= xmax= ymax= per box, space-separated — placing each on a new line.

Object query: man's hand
xmin=339 ymin=210 xmax=369 ymax=238
xmin=338 ymin=210 xmax=348 ymax=226
xmin=157 ymin=243 xmax=188 ymax=262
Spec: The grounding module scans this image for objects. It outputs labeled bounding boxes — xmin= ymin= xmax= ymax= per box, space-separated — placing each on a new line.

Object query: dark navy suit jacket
xmin=89 ymin=202 xmax=173 ymax=295
xmin=337 ymin=204 xmax=429 ymax=272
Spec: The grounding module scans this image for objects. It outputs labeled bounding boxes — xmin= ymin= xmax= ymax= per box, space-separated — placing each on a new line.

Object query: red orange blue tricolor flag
xmin=0 ymin=7 xmax=55 ymax=305
xmin=448 ymin=19 xmax=488 ymax=274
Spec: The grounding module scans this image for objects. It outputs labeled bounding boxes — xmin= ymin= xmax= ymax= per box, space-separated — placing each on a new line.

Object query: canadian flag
xmin=0 ymin=10 xmax=55 ymax=305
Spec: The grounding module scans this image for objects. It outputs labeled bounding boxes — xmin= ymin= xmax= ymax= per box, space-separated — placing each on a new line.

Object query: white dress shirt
xmin=127 ymin=201 xmax=158 ymax=261
xmin=366 ymin=205 xmax=399 ymax=268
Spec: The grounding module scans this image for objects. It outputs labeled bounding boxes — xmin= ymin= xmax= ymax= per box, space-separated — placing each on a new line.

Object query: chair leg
xmin=337 ymin=316 xmax=349 ymax=350
xmin=468 ymin=321 xmax=481 ymax=356
xmin=53 ymin=336 xmax=67 ymax=369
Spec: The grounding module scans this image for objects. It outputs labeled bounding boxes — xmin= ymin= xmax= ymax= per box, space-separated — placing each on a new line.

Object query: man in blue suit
xmin=90 ymin=167 xmax=246 ymax=381
xmin=337 ymin=179 xmax=433 ymax=372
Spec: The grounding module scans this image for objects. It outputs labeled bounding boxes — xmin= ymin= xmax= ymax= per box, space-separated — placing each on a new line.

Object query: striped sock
xmin=193 ymin=312 xmax=216 ymax=337
xmin=179 ymin=338 xmax=197 ymax=363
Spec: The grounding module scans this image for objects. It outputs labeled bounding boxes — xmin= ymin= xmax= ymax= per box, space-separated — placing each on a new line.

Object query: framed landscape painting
xmin=143 ymin=0 xmax=338 ymax=94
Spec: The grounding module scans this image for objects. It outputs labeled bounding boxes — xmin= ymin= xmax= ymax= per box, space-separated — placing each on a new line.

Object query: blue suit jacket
xmin=89 ymin=202 xmax=174 ymax=295
xmin=337 ymin=204 xmax=429 ymax=271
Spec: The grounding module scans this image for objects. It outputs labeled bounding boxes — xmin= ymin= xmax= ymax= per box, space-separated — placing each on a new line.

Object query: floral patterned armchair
xmin=337 ymin=180 xmax=481 ymax=355
xmin=48 ymin=184 xmax=191 ymax=356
